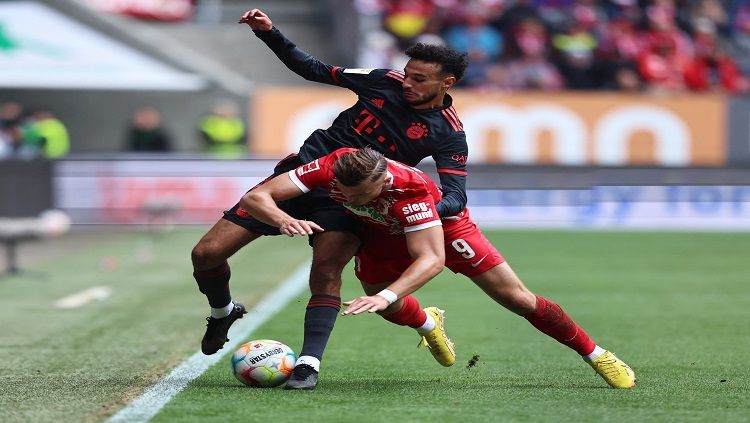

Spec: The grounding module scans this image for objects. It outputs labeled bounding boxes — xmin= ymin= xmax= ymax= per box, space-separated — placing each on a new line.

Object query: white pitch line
xmin=106 ymin=260 xmax=311 ymax=423
xmin=55 ymin=286 xmax=112 ymax=309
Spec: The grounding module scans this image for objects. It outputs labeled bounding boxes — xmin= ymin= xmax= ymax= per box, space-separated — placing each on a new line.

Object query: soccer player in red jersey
xmin=242 ymin=148 xmax=637 ymax=390
xmin=191 ymin=8 xmax=470 ymax=389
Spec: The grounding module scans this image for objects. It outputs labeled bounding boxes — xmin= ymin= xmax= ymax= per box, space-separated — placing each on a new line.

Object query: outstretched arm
xmin=239 ymin=8 xmax=341 ymax=85
xmin=240 ymin=173 xmax=323 ymax=237
xmin=342 ymin=226 xmax=445 ymax=315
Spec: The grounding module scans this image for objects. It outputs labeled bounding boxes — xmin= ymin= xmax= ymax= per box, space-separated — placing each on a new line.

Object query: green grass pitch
xmin=1 ymin=229 xmax=748 ymax=422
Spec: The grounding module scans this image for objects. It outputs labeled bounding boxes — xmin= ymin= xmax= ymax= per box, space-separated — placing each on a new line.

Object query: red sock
xmin=523 ymin=295 xmax=596 ymax=356
xmin=382 ymin=295 xmax=428 ymax=328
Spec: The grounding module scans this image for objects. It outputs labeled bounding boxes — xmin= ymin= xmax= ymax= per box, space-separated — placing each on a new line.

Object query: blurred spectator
xmin=638 ymin=33 xmax=689 ymax=92
xmin=551 ymin=17 xmax=601 ymax=89
xmin=691 ymin=0 xmax=730 ymax=37
xmin=0 ymin=102 xmax=24 ymax=159
xmin=442 ymin=4 xmax=504 ymax=86
xmin=603 ymin=0 xmax=642 ymax=23
xmin=488 ymin=17 xmax=563 ymax=90
xmin=611 ymin=62 xmax=644 ymax=91
xmin=596 ymin=14 xmax=645 ymax=64
xmin=492 ymin=0 xmax=542 ymax=33
xmin=382 ymin=0 xmax=436 ymax=47
xmin=729 ymin=0 xmax=750 ymax=74
xmin=535 ymin=0 xmax=574 ymax=31
xmin=22 ymin=111 xmax=70 ymax=159
xmin=199 ymin=100 xmax=246 ymax=157
xmin=126 ymin=106 xmax=173 ymax=152
xmin=683 ymin=26 xmax=748 ymax=93
xmin=641 ymin=1 xmax=694 ymax=58
xmin=357 ymin=0 xmax=750 ymax=92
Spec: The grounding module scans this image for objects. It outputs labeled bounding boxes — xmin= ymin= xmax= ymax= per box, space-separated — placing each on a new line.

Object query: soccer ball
xmin=230 ymin=340 xmax=297 ymax=387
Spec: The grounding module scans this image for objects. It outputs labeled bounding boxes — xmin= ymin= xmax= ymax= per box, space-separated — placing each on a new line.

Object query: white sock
xmin=584 ymin=345 xmax=606 ymax=361
xmin=210 ymin=301 xmax=234 ymax=319
xmin=295 ymin=355 xmax=321 ymax=372
xmin=416 ymin=313 xmax=436 ymax=334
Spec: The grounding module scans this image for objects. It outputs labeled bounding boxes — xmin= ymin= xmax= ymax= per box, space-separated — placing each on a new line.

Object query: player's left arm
xmin=436 ymin=172 xmax=467 ymax=217
xmin=240 ymin=174 xmax=323 ymax=237
xmin=434 ymin=133 xmax=469 ymax=217
xmin=342 ymin=225 xmax=445 ymax=315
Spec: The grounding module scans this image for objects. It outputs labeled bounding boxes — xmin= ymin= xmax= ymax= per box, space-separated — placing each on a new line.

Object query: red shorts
xmin=354 ymin=209 xmax=505 ymax=284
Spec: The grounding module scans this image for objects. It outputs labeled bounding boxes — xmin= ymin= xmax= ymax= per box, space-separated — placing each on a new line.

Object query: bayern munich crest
xmin=406 ymin=122 xmax=429 ymax=140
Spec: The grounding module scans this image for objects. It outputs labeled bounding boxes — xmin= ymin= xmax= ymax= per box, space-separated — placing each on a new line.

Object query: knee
xmin=483 ymin=283 xmax=536 ymax=315
xmin=505 ymin=289 xmax=537 ymax=315
xmin=309 ymin=261 xmax=346 ymax=294
xmin=191 ymin=241 xmax=219 ymax=270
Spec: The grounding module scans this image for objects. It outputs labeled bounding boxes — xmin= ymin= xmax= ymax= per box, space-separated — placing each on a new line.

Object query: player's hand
xmin=239 ymin=9 xmax=273 ymax=30
xmin=279 ymin=219 xmax=323 ymax=237
xmin=342 ymin=295 xmax=390 ymax=315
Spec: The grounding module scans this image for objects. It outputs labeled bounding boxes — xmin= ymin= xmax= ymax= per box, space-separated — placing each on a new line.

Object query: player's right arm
xmin=240 ymin=8 xmax=342 ymax=86
xmin=240 ymin=8 xmax=385 ymax=90
xmin=240 ymin=174 xmax=323 ymax=237
xmin=342 ymin=225 xmax=445 ymax=315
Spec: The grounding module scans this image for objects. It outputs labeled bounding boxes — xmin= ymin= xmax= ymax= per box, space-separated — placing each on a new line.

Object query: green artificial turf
xmin=1 ymin=230 xmax=748 ymax=422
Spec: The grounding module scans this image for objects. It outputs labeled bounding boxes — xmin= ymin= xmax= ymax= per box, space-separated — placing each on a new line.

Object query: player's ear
xmin=442 ymin=75 xmax=456 ymax=90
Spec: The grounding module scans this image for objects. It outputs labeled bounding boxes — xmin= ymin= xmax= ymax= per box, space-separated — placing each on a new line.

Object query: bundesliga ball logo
xmin=231 ymin=340 xmax=296 ymax=387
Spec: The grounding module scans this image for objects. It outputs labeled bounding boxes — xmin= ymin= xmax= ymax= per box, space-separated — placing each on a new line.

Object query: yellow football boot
xmin=418 ymin=307 xmax=456 ymax=367
xmin=588 ymin=350 xmax=636 ymax=388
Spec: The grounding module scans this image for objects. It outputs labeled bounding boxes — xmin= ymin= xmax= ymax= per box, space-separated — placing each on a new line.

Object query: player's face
xmin=336 ymin=175 xmax=389 ymax=206
xmin=402 ymin=60 xmax=455 ymax=109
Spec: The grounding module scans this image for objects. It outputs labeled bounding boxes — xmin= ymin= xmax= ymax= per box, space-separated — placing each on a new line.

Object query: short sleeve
xmin=391 ymin=194 xmax=442 ymax=233
xmin=288 ymin=156 xmax=335 ymax=192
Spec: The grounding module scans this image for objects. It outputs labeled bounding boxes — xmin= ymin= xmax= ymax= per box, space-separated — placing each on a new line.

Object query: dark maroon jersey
xmin=254 ymin=27 xmax=468 ymax=217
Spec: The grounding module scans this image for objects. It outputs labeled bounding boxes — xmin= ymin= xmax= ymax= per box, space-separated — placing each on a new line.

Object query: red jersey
xmin=288 ymin=148 xmax=443 ymax=235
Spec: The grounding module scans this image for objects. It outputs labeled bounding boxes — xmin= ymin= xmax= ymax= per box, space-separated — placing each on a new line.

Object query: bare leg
xmin=191 ymin=218 xmax=261 ymax=271
xmin=470 ymin=262 xmax=596 ymax=356
xmin=469 ymin=262 xmax=537 ymax=315
xmin=192 ymin=218 xmax=262 ymax=355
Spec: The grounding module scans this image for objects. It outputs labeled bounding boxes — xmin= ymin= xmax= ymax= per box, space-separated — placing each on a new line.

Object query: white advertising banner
xmin=54 ymin=159 xmax=277 ymax=224
xmin=0 ymin=2 xmax=205 ymax=90
xmin=53 ymin=160 xmax=750 ymax=229
xmin=468 ymin=186 xmax=750 ymax=230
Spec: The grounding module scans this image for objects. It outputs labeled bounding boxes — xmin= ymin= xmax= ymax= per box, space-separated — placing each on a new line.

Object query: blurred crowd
xmin=1 ymin=100 xmax=246 ymax=158
xmin=0 ymin=102 xmax=69 ymax=160
xmin=356 ymin=0 xmax=750 ymax=93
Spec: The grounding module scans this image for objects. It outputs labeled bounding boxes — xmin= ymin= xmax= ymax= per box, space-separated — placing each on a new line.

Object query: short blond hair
xmin=333 ymin=148 xmax=387 ymax=187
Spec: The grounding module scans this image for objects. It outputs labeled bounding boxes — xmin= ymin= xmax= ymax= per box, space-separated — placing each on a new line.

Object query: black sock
xmin=299 ymin=294 xmax=341 ymax=360
xmin=193 ymin=262 xmax=232 ymax=308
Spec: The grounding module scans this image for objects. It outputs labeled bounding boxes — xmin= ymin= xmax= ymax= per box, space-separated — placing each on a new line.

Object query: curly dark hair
xmin=405 ymin=43 xmax=469 ymax=82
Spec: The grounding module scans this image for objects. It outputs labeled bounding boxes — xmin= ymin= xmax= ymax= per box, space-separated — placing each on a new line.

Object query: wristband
xmin=376 ymin=289 xmax=398 ymax=305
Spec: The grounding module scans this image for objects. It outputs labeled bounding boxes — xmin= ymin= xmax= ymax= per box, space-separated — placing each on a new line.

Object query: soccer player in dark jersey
xmin=242 ymin=148 xmax=636 ymax=390
xmin=190 ymin=8 xmax=470 ymax=389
